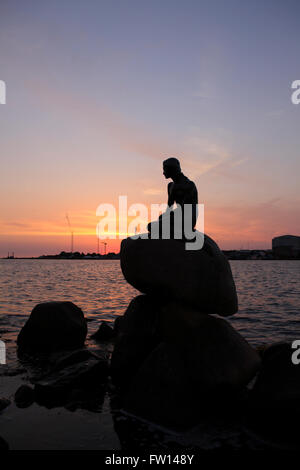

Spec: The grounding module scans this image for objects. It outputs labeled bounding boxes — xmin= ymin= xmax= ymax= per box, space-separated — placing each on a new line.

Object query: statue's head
xmin=163 ymin=157 xmax=181 ymax=179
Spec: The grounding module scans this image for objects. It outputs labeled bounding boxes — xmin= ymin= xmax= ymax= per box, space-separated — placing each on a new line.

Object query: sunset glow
xmin=1 ymin=1 xmax=300 ymax=256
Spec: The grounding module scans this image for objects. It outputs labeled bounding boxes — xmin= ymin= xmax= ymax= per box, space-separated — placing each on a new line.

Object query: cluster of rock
xmin=15 ymin=301 xmax=108 ymax=411
xmin=1 ymin=234 xmax=298 ymax=446
xmin=111 ymin=236 xmax=300 ymax=442
xmin=111 ymin=234 xmax=261 ymax=426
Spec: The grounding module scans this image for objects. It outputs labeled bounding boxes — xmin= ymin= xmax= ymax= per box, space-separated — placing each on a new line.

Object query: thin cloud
xmin=143 ymin=188 xmax=164 ymax=195
xmin=27 ymin=79 xmax=236 ymax=181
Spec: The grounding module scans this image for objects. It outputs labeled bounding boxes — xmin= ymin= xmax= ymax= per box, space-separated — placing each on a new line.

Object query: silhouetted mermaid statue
xmin=147 ymin=157 xmax=198 ymax=239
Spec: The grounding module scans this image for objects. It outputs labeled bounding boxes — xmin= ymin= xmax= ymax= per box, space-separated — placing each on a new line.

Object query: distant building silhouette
xmin=272 ymin=235 xmax=300 ymax=259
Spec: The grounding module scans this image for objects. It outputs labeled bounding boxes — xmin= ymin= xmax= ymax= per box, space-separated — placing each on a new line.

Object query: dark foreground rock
xmin=17 ymin=301 xmax=87 ymax=353
xmin=251 ymin=342 xmax=300 ymax=408
xmin=49 ymin=348 xmax=96 ymax=371
xmin=15 ymin=385 xmax=35 ymax=408
xmin=114 ymin=300 xmax=260 ymax=427
xmin=120 ymin=234 xmax=238 ymax=316
xmin=111 ymin=295 xmax=161 ymax=386
xmin=246 ymin=342 xmax=300 ymax=444
xmin=33 ymin=350 xmax=108 ymax=409
xmin=91 ymin=321 xmax=115 ymax=342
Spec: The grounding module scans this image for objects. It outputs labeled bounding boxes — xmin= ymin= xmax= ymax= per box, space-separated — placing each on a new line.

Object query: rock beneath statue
xmin=122 ymin=305 xmax=260 ymax=426
xmin=110 ymin=295 xmax=162 ymax=387
xmin=17 ymin=301 xmax=87 ymax=353
xmin=120 ymin=234 xmax=238 ymax=316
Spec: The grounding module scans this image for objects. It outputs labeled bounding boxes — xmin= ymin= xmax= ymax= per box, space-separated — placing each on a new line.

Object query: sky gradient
xmin=1 ymin=0 xmax=300 ymax=256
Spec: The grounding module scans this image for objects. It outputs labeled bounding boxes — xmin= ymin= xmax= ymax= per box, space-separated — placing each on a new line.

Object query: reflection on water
xmin=0 ymin=259 xmax=135 ymax=321
xmin=0 ymin=259 xmax=299 ymax=353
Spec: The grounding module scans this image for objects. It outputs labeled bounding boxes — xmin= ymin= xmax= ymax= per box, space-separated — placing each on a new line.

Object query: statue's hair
xmin=163 ymin=157 xmax=181 ymax=170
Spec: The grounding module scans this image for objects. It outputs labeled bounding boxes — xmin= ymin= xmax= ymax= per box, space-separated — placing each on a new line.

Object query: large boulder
xmin=120 ymin=234 xmax=238 ymax=316
xmin=160 ymin=302 xmax=260 ymax=387
xmin=122 ymin=304 xmax=260 ymax=426
xmin=17 ymin=301 xmax=87 ymax=353
xmin=110 ymin=295 xmax=161 ymax=386
xmin=246 ymin=342 xmax=300 ymax=444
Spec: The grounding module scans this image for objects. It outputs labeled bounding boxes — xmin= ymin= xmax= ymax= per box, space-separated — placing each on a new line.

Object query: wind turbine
xmin=65 ymin=213 xmax=74 ymax=253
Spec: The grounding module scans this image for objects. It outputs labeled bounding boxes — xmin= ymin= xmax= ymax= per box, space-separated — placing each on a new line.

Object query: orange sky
xmin=1 ymin=196 xmax=299 ymax=256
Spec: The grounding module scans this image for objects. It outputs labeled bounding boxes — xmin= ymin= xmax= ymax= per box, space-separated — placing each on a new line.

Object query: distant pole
xmin=97 ymin=237 xmax=99 ymax=255
xmin=66 ymin=214 xmax=74 ymax=253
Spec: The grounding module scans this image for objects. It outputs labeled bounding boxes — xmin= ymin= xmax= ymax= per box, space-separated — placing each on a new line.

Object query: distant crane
xmin=65 ymin=213 xmax=74 ymax=253
xmin=101 ymin=242 xmax=107 ymax=255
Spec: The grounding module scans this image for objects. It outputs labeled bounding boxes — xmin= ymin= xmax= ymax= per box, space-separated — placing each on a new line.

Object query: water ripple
xmin=0 ymin=259 xmax=299 ymax=350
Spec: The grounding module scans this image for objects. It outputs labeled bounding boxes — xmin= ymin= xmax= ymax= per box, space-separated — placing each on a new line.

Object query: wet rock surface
xmin=32 ymin=349 xmax=109 ymax=409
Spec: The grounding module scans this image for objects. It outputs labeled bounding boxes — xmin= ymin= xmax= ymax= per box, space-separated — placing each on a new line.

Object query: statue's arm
xmin=181 ymin=181 xmax=198 ymax=204
xmin=167 ymin=182 xmax=175 ymax=208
